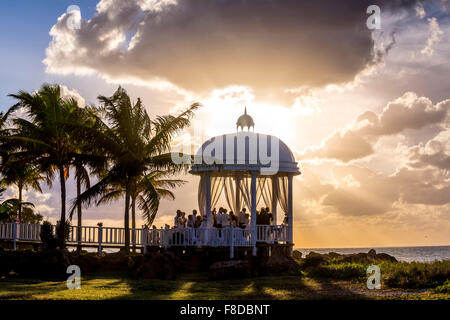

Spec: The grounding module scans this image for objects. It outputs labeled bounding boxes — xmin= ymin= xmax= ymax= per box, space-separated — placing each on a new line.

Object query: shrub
xmin=308 ymin=262 xmax=367 ymax=281
xmin=55 ymin=219 xmax=71 ymax=242
xmin=40 ymin=221 xmax=57 ymax=250
xmin=381 ymin=260 xmax=450 ymax=289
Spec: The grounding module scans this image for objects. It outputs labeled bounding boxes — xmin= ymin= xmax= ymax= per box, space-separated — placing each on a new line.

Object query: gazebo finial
xmin=236 ymin=106 xmax=255 ymax=131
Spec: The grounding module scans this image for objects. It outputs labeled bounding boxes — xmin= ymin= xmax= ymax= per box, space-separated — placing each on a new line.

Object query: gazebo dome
xmin=190 ymin=132 xmax=300 ymax=175
xmin=236 ymin=107 xmax=255 ymax=131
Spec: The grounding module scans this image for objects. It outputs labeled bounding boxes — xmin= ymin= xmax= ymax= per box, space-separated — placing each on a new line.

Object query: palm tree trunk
xmin=123 ymin=179 xmax=131 ymax=252
xmin=76 ymin=176 xmax=82 ymax=253
xmin=59 ymin=165 xmax=66 ymax=249
xmin=131 ymin=195 xmax=136 ymax=253
xmin=18 ymin=184 xmax=23 ymax=221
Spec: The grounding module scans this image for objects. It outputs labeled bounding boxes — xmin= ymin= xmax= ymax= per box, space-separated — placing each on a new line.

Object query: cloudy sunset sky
xmin=0 ymin=0 xmax=449 ymax=248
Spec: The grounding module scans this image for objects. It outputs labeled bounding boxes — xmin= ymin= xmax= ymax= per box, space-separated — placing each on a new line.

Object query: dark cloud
xmin=45 ymin=0 xmax=424 ymax=98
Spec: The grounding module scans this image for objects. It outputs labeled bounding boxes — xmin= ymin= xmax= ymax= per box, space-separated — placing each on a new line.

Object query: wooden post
xmin=97 ymin=225 xmax=103 ymax=253
xmin=142 ymin=226 xmax=148 ymax=254
xmin=230 ymin=227 xmax=235 ymax=259
xmin=163 ymin=227 xmax=168 ymax=249
xmin=13 ymin=221 xmax=17 ymax=251
xmin=251 ymin=171 xmax=257 ymax=256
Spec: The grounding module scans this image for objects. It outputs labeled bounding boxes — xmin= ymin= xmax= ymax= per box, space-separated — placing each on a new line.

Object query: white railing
xmin=0 ymin=223 xmax=289 ymax=255
xmin=256 ymin=225 xmax=288 ymax=243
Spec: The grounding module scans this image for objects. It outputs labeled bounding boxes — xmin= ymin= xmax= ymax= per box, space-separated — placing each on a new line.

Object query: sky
xmin=0 ymin=0 xmax=449 ymax=248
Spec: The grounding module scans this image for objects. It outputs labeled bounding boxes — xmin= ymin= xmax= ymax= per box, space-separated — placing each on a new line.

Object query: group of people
xmin=173 ymin=207 xmax=278 ymax=230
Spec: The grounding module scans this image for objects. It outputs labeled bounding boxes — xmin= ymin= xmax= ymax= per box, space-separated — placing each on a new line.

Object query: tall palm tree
xmin=5 ymin=84 xmax=87 ymax=248
xmin=65 ymin=157 xmax=91 ymax=252
xmin=71 ymin=87 xmax=199 ymax=251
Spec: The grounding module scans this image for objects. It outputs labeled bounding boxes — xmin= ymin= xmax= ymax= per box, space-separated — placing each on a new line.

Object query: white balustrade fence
xmin=0 ymin=222 xmax=289 ymax=257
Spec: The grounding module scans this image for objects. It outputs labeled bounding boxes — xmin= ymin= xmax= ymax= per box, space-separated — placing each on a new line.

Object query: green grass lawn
xmin=1 ymin=273 xmax=448 ymax=300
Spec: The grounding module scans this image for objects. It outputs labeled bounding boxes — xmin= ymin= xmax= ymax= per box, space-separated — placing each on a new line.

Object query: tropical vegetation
xmin=0 ymin=84 xmax=198 ymax=250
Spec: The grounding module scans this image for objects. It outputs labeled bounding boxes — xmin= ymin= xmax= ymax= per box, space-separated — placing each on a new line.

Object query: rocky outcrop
xmin=208 ymin=260 xmax=252 ymax=280
xmin=292 ymin=250 xmax=303 ymax=260
xmin=130 ymin=251 xmax=183 ymax=280
xmin=301 ymin=249 xmax=397 ymax=268
xmin=0 ymin=249 xmax=71 ymax=279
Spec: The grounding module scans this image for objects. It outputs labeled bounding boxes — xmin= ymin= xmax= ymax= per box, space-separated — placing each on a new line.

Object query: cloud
xmin=301 ymin=92 xmax=450 ymax=162
xmin=44 ymin=0 xmax=423 ymax=99
xmin=408 ymin=129 xmax=450 ymax=170
xmin=421 ymin=17 xmax=444 ymax=56
xmin=60 ymin=85 xmax=86 ymax=107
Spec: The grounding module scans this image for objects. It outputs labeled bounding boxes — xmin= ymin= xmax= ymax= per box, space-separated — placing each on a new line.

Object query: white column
xmin=13 ymin=221 xmax=17 ymax=251
xmin=251 ymin=172 xmax=257 ymax=256
xmin=205 ymin=172 xmax=211 ymax=226
xmin=271 ymin=176 xmax=278 ymax=225
xmin=288 ymin=175 xmax=293 ymax=243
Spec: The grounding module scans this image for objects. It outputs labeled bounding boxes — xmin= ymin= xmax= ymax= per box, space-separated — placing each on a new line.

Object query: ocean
xmin=295 ymin=245 xmax=450 ymax=263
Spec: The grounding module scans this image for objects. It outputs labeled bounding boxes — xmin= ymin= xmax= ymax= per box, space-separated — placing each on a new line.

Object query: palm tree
xmin=5 ymin=84 xmax=87 ymax=248
xmin=71 ymin=87 xmax=199 ymax=251
xmin=65 ymin=157 xmax=91 ymax=252
xmin=96 ymin=171 xmax=185 ymax=251
xmin=0 ymin=183 xmax=35 ymax=222
xmin=0 ymin=161 xmax=43 ymax=220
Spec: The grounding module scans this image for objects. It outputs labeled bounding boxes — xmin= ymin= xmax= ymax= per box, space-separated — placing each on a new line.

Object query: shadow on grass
xmin=109 ymin=273 xmax=365 ymax=300
xmin=0 ymin=272 xmax=365 ymax=300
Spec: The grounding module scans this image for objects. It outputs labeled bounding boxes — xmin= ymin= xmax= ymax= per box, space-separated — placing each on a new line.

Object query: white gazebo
xmin=190 ymin=108 xmax=301 ymax=256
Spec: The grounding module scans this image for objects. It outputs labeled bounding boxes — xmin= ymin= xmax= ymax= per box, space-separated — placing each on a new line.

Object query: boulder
xmin=208 ymin=260 xmax=252 ymax=280
xmin=302 ymin=252 xmax=327 ymax=267
xmin=292 ymin=250 xmax=303 ymax=260
xmin=10 ymin=249 xmax=72 ymax=279
xmin=259 ymin=256 xmax=300 ymax=276
xmin=130 ymin=251 xmax=181 ymax=280
xmin=368 ymin=249 xmax=377 ymax=256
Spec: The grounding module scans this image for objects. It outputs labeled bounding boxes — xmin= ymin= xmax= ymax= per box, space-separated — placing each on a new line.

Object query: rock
xmin=260 ymin=256 xmax=300 ymax=276
xmin=368 ymin=249 xmax=377 ymax=256
xmin=292 ymin=250 xmax=302 ymax=260
xmin=375 ymin=252 xmax=397 ymax=262
xmin=10 ymin=249 xmax=72 ymax=279
xmin=208 ymin=260 xmax=251 ymax=280
xmin=130 ymin=251 xmax=181 ymax=280
xmin=302 ymin=252 xmax=327 ymax=268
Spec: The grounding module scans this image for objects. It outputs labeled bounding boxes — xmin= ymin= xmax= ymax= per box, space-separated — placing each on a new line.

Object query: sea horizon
xmin=295 ymin=245 xmax=450 ymax=263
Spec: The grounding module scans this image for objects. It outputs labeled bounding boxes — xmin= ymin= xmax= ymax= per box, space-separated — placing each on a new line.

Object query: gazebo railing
xmin=0 ymin=223 xmax=289 ymax=253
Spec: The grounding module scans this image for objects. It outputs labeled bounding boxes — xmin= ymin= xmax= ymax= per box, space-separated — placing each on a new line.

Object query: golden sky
xmin=4 ymin=0 xmax=449 ymax=248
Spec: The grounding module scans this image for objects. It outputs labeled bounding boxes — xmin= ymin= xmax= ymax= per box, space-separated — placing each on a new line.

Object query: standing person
xmin=266 ymin=207 xmax=273 ymax=224
xmin=238 ymin=208 xmax=247 ymax=229
xmin=178 ymin=212 xmax=186 ymax=228
xmin=187 ymin=214 xmax=195 ymax=228
xmin=229 ymin=211 xmax=237 ymax=227
xmin=174 ymin=210 xmax=181 ymax=228
xmin=217 ymin=207 xmax=223 ymax=228
xmin=244 ymin=213 xmax=250 ymax=229
xmin=192 ymin=209 xmax=198 ymax=220
xmin=195 ymin=215 xmax=202 ymax=228
xmin=222 ymin=209 xmax=230 ymax=228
